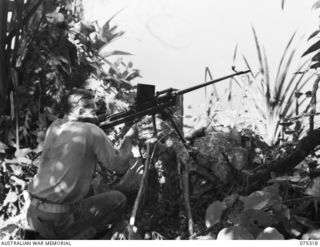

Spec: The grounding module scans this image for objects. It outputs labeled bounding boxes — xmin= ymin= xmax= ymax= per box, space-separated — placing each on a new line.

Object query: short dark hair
xmin=63 ymin=88 xmax=95 ymax=114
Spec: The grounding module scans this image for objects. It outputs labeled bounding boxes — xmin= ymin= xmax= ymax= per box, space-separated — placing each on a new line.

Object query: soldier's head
xmin=63 ymin=88 xmax=97 ymax=120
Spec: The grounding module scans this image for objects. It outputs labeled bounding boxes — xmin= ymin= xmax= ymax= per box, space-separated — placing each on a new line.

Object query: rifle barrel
xmin=177 ymin=70 xmax=250 ymax=95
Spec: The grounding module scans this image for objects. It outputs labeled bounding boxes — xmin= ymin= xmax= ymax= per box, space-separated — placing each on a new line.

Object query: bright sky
xmin=82 ymin=0 xmax=319 ymax=126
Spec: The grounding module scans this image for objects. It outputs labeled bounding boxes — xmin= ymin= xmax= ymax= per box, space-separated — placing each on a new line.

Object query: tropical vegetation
xmin=1 ymin=0 xmax=320 ymax=241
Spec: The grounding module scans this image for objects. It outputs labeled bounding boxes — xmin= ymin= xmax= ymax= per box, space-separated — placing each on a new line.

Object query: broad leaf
xmin=302 ymin=229 xmax=320 ymax=240
xmin=8 ymin=164 xmax=23 ymax=177
xmin=3 ymin=190 xmax=19 ymax=205
xmin=16 ymin=157 xmax=32 ymax=165
xmin=223 ymin=193 xmax=239 ymax=208
xmin=240 ymin=209 xmax=274 ymax=237
xmin=14 ymin=148 xmax=32 ymax=159
xmin=15 ymin=148 xmax=32 ymax=164
xmin=244 ymin=190 xmax=273 ymax=210
xmin=217 ymin=226 xmax=254 ymax=240
xmin=0 ymin=141 xmax=8 ymax=153
xmin=256 ymin=227 xmax=285 ymax=240
xmin=205 ymin=200 xmax=227 ymax=227
xmin=262 ymin=183 xmax=280 ymax=195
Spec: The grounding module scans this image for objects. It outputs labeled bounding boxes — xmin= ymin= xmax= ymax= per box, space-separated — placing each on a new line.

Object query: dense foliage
xmin=0 ymin=0 xmax=140 ymax=149
xmin=0 ymin=0 xmax=140 ymax=237
xmin=2 ymin=0 xmax=320 ymax=241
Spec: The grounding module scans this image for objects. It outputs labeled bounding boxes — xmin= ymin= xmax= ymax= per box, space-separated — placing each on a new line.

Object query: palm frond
xmin=251 ymin=26 xmax=265 ymax=75
xmin=0 ymin=0 xmax=9 ymax=108
xmin=280 ymin=61 xmax=312 ymax=115
xmin=238 ymin=29 xmax=312 ymax=146
xmin=242 ymin=55 xmax=256 ymax=79
xmin=308 ymin=30 xmax=320 ymax=41
xmin=262 ymin=46 xmax=271 ymax=102
xmin=302 ymin=39 xmax=320 ymax=57
xmin=228 ymin=44 xmax=239 ymax=102
xmin=275 ymin=43 xmax=298 ymax=105
xmin=204 ymin=67 xmax=219 ymax=101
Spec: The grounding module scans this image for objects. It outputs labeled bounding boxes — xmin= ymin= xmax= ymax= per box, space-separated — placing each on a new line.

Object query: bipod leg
xmin=161 ymin=109 xmax=186 ymax=144
xmin=152 ymin=114 xmax=157 ymax=136
xmin=129 ymin=143 xmax=151 ymax=239
xmin=177 ymin=157 xmax=194 ymax=238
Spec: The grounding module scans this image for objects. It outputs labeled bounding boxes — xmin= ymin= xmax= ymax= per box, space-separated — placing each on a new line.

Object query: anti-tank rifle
xmin=97 ymin=70 xmax=250 ymax=142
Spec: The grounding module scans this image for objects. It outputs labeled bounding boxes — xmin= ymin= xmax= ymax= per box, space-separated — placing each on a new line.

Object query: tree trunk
xmin=309 ymin=76 xmax=320 ymax=131
xmin=0 ymin=0 xmax=9 ymax=111
xmin=243 ymin=128 xmax=320 ymax=192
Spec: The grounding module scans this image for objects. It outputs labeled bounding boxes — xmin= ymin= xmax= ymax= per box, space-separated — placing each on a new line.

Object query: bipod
xmin=158 ymin=109 xmax=195 ymax=238
xmin=154 ymin=108 xmax=186 ymax=144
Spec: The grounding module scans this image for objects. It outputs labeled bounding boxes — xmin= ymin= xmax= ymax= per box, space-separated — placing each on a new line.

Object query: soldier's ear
xmin=79 ymin=107 xmax=85 ymax=116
